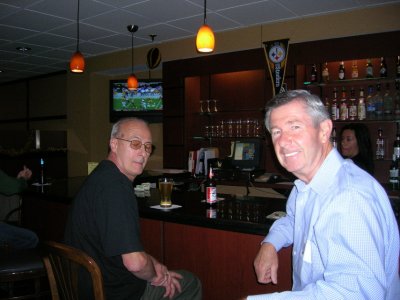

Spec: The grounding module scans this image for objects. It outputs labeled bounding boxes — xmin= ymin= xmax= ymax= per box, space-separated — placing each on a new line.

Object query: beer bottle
xmin=379 ymin=57 xmax=387 ymax=78
xmin=322 ymin=62 xmax=330 ymax=83
xmin=348 ymin=87 xmax=357 ymax=120
xmin=339 ymin=87 xmax=348 ymax=120
xmin=310 ymin=64 xmax=317 ymax=83
xmin=205 ymin=167 xmax=217 ymax=206
xmin=376 ymin=128 xmax=385 ymax=160
xmin=394 ymin=122 xmax=400 ymax=160
xmin=357 ymin=88 xmax=366 ymax=120
xmin=338 ymin=61 xmax=345 ymax=80
xmin=366 ymin=59 xmax=374 ymax=78
xmin=331 ymin=88 xmax=339 ymax=121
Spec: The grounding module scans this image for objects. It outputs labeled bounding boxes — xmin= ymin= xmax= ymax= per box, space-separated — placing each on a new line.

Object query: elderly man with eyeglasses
xmin=64 ymin=117 xmax=202 ymax=300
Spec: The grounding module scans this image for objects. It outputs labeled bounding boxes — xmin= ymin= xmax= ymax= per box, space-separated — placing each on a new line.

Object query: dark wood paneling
xmin=163 ymin=222 xmax=292 ymax=300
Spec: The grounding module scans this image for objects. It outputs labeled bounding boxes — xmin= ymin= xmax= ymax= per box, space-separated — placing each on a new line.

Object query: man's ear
xmin=320 ymin=119 xmax=333 ymax=144
xmin=109 ymin=138 xmax=117 ymax=152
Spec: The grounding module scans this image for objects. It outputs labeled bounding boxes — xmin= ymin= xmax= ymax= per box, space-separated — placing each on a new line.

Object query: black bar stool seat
xmin=0 ymin=248 xmax=49 ymax=300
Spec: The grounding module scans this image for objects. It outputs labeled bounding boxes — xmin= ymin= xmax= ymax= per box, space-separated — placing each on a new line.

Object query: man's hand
xmin=150 ymin=259 xmax=183 ymax=299
xmin=17 ymin=165 xmax=32 ymax=181
xmin=253 ymin=242 xmax=279 ymax=284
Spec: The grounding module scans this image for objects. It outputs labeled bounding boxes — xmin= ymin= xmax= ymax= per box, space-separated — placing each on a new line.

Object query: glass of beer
xmin=158 ymin=177 xmax=174 ymax=208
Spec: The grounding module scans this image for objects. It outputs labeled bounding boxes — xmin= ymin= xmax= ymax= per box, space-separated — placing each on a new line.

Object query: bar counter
xmin=23 ymin=176 xmax=288 ymax=237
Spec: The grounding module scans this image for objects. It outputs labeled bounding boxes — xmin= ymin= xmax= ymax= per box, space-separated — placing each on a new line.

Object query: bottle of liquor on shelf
xmin=205 ymin=167 xmax=217 ymax=206
xmin=322 ymin=62 xmax=329 ymax=83
xmin=366 ymin=59 xmax=374 ymax=78
xmin=331 ymin=127 xmax=337 ymax=149
xmin=324 ymin=97 xmax=330 ymax=113
xmin=376 ymin=128 xmax=385 ymax=160
xmin=338 ymin=61 xmax=345 ymax=80
xmin=389 ymin=154 xmax=399 ymax=190
xmin=397 ymin=56 xmax=400 ymax=78
xmin=310 ymin=64 xmax=317 ymax=83
xmin=383 ymin=83 xmax=393 ymax=115
xmin=394 ymin=122 xmax=400 ymax=160
xmin=366 ymin=85 xmax=375 ymax=119
xmin=379 ymin=57 xmax=387 ymax=78
xmin=374 ymin=83 xmax=384 ymax=117
xmin=395 ymin=81 xmax=400 ymax=115
xmin=351 ymin=61 xmax=359 ymax=79
xmin=339 ymin=87 xmax=348 ymax=120
xmin=348 ymin=87 xmax=357 ymax=120
xmin=331 ymin=88 xmax=339 ymax=121
xmin=357 ymin=87 xmax=366 ymax=120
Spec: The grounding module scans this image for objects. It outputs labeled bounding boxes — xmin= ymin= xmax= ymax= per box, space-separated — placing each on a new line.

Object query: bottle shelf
xmin=304 ymin=76 xmax=399 ymax=87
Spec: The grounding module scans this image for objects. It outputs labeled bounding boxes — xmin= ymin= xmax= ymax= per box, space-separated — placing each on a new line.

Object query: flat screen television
xmin=109 ymin=79 xmax=163 ymax=123
xmin=232 ymin=139 xmax=262 ymax=171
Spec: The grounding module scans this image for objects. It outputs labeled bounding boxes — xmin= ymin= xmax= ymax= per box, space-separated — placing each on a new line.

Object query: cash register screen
xmin=232 ymin=139 xmax=261 ymax=171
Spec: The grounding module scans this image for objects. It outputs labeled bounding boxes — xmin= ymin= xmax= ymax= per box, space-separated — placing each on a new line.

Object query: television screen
xmin=232 ymin=139 xmax=262 ymax=171
xmin=109 ymin=79 xmax=163 ymax=122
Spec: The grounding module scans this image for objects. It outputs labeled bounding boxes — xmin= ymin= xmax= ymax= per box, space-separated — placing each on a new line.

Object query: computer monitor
xmin=231 ymin=139 xmax=262 ymax=171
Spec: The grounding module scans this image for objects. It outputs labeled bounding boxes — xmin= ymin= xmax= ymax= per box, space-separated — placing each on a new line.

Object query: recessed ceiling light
xmin=16 ymin=46 xmax=31 ymax=52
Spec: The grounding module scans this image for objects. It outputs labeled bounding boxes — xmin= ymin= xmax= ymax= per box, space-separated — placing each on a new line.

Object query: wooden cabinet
xmin=140 ymin=219 xmax=292 ymax=300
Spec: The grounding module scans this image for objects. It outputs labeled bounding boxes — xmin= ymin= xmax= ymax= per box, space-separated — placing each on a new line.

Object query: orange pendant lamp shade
xmin=127 ymin=73 xmax=138 ymax=90
xmin=196 ymin=24 xmax=215 ymax=53
xmin=70 ymin=50 xmax=85 ymax=73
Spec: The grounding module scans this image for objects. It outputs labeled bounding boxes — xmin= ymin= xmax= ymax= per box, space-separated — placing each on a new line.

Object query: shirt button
xmin=293 ymin=251 xmax=297 ymax=256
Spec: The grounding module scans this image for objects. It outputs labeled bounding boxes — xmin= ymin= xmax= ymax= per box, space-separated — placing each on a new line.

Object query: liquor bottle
xmin=357 ymin=87 xmax=366 ymax=120
xmin=205 ymin=167 xmax=217 ymax=206
xmin=366 ymin=59 xmax=374 ymax=78
xmin=395 ymin=81 xmax=400 ymax=115
xmin=383 ymin=83 xmax=393 ymax=115
xmin=331 ymin=88 xmax=339 ymax=121
xmin=351 ymin=61 xmax=359 ymax=79
xmin=394 ymin=122 xmax=400 ymax=160
xmin=310 ymin=64 xmax=317 ymax=83
xmin=366 ymin=85 xmax=375 ymax=119
xmin=322 ymin=62 xmax=330 ymax=83
xmin=331 ymin=127 xmax=337 ymax=149
xmin=374 ymin=83 xmax=384 ymax=117
xmin=379 ymin=57 xmax=387 ymax=78
xmin=338 ymin=61 xmax=345 ymax=80
xmin=339 ymin=87 xmax=348 ymax=120
xmin=348 ymin=87 xmax=357 ymax=120
xmin=324 ymin=97 xmax=330 ymax=113
xmin=397 ymin=56 xmax=400 ymax=78
xmin=389 ymin=154 xmax=399 ymax=190
xmin=376 ymin=128 xmax=385 ymax=160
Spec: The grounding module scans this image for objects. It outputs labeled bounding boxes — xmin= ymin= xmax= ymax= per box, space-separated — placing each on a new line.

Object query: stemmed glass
xmin=212 ymin=99 xmax=218 ymax=112
xmin=200 ymin=100 xmax=204 ymax=113
xmin=206 ymin=100 xmax=211 ymax=113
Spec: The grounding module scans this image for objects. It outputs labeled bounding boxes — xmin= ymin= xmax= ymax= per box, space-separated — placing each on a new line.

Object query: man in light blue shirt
xmin=246 ymin=90 xmax=400 ymax=299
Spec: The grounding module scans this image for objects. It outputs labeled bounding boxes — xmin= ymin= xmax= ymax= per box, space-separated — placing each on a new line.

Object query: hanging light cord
xmin=76 ymin=0 xmax=80 ymax=51
xmin=203 ymin=0 xmax=207 ymax=25
xmin=131 ymin=32 xmax=134 ymax=74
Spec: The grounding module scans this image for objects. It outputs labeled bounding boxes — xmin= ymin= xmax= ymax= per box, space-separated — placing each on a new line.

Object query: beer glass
xmin=158 ymin=177 xmax=174 ymax=207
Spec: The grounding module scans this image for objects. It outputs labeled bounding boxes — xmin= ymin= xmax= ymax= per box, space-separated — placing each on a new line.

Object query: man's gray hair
xmin=110 ymin=117 xmax=148 ymax=139
xmin=264 ymin=89 xmax=330 ymax=132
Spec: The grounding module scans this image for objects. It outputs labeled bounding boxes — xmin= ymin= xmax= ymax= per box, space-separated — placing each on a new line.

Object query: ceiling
xmin=0 ymin=0 xmax=398 ymax=84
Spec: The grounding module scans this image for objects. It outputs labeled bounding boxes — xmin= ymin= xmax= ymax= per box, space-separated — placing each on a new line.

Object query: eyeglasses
xmin=115 ymin=138 xmax=153 ymax=154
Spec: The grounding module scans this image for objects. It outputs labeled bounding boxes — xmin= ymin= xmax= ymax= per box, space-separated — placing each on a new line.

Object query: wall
xmin=1 ymin=4 xmax=399 ymax=176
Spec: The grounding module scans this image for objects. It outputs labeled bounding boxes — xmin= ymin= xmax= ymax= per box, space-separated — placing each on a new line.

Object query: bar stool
xmin=0 ymin=246 xmax=49 ymax=299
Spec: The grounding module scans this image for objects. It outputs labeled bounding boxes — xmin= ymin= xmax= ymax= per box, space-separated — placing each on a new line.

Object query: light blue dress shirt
xmin=249 ymin=149 xmax=400 ymax=300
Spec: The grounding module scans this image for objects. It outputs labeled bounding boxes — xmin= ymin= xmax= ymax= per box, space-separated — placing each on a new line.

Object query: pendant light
xmin=70 ymin=0 xmax=85 ymax=73
xmin=196 ymin=0 xmax=215 ymax=53
xmin=127 ymin=25 xmax=139 ymax=90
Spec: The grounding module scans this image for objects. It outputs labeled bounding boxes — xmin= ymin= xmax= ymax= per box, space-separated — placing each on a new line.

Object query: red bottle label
xmin=206 ymin=186 xmax=217 ymax=203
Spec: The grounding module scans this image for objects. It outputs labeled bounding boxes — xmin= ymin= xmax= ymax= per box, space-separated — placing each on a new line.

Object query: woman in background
xmin=340 ymin=123 xmax=374 ymax=175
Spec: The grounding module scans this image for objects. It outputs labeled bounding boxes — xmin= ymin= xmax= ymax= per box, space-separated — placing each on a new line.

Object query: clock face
xmin=268 ymin=45 xmax=285 ymax=63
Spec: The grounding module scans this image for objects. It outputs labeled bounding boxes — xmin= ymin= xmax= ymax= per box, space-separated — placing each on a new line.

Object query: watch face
xmin=269 ymin=45 xmax=285 ymax=63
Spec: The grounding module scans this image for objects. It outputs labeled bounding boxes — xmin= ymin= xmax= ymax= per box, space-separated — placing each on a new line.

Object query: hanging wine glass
xmin=206 ymin=100 xmax=211 ymax=113
xmin=200 ymin=100 xmax=204 ymax=113
xmin=212 ymin=99 xmax=218 ymax=112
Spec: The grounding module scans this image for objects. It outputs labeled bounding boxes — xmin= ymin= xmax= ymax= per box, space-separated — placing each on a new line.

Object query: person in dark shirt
xmin=64 ymin=117 xmax=201 ymax=300
xmin=0 ymin=166 xmax=39 ymax=249
xmin=340 ymin=123 xmax=374 ymax=175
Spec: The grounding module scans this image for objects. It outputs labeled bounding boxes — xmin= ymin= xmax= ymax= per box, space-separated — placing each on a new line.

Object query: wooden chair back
xmin=42 ymin=241 xmax=105 ymax=300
